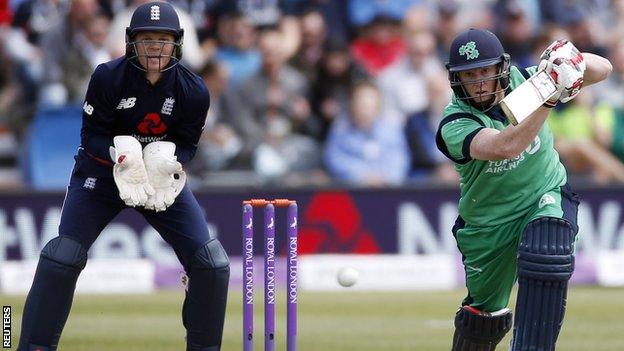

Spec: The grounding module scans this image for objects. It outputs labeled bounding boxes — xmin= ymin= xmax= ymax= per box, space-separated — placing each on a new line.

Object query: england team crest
xmin=161 ymin=97 xmax=175 ymax=115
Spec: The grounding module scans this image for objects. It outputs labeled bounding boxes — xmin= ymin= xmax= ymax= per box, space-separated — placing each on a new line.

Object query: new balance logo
xmin=117 ymin=97 xmax=136 ymax=109
xmin=150 ymin=5 xmax=160 ymax=20
xmin=161 ymin=97 xmax=175 ymax=115
xmin=83 ymin=177 xmax=97 ymax=190
xmin=83 ymin=101 xmax=94 ymax=115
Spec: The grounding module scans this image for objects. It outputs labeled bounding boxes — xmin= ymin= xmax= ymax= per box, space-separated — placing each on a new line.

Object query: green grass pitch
xmin=2 ymin=286 xmax=624 ymax=350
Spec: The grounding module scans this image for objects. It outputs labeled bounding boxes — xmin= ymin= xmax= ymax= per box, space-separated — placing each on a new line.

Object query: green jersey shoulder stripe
xmin=436 ymin=113 xmax=485 ymax=164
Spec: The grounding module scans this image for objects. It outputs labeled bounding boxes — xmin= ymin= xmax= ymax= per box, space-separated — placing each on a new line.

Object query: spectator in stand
xmin=0 ymin=37 xmax=31 ymax=139
xmin=207 ymin=0 xmax=281 ymax=28
xmin=565 ymin=15 xmax=608 ymax=58
xmin=548 ymin=91 xmax=624 ymax=183
xmin=282 ymin=0 xmax=350 ymax=45
xmin=311 ymin=38 xmax=369 ymax=141
xmin=602 ymin=0 xmax=624 ymax=45
xmin=432 ymin=0 xmax=459 ymax=63
xmin=55 ymin=14 xmax=111 ymax=104
xmin=205 ymin=0 xmax=301 ymax=61
xmin=5 ymin=0 xmax=68 ymax=93
xmin=10 ymin=0 xmax=66 ymax=45
xmin=187 ymin=61 xmax=245 ymax=178
xmin=224 ymin=28 xmax=322 ymax=181
xmin=324 ymin=81 xmax=409 ymax=186
xmin=493 ymin=0 xmax=541 ymax=35
xmin=541 ymin=1 xmax=608 ymax=57
xmin=349 ymin=15 xmax=406 ymax=76
xmin=289 ymin=8 xmax=327 ymax=83
xmin=495 ymin=0 xmax=535 ymax=68
xmin=347 ymin=0 xmax=420 ymax=76
xmin=167 ymin=0 xmax=210 ymax=39
xmin=348 ymin=0 xmax=419 ymax=28
xmin=593 ymin=38 xmax=624 ymax=110
xmin=590 ymin=38 xmax=624 ymax=166
xmin=378 ymin=30 xmax=456 ymax=183
xmin=213 ymin=10 xmax=261 ymax=87
xmin=378 ymin=30 xmax=447 ymax=125
xmin=0 ymin=42 xmax=22 ymax=188
xmin=38 ymin=0 xmax=101 ymax=106
xmin=540 ymin=0 xmax=584 ymax=27
xmin=0 ymin=39 xmax=19 ymax=119
xmin=0 ymin=0 xmax=11 ymax=25
xmin=594 ymin=107 xmax=624 ymax=167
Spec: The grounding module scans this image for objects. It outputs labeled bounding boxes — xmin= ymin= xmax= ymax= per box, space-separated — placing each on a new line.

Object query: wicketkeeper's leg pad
xmin=18 ymin=236 xmax=87 ymax=351
xmin=452 ymin=305 xmax=513 ymax=351
xmin=183 ymin=239 xmax=230 ymax=351
xmin=512 ymin=217 xmax=575 ymax=351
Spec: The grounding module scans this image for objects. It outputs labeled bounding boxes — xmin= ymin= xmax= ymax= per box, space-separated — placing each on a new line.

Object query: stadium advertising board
xmin=1 ymin=187 xmax=624 ymax=290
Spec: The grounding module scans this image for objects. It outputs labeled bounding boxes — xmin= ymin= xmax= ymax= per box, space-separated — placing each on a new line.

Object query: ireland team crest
xmin=459 ymin=41 xmax=479 ymax=60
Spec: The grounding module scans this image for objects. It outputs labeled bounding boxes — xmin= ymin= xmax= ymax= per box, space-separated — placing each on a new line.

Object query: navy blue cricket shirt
xmin=75 ymin=57 xmax=209 ymax=178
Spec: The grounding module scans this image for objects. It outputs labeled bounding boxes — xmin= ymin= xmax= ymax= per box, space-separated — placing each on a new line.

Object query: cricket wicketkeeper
xmin=17 ymin=3 xmax=229 ymax=350
xmin=436 ymin=28 xmax=612 ymax=350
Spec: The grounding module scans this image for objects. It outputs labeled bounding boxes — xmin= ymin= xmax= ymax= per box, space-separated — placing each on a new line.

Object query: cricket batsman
xmin=17 ymin=3 xmax=229 ymax=350
xmin=436 ymin=28 xmax=612 ymax=350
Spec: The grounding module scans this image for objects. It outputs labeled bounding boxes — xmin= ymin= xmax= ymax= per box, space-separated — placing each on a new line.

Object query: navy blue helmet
xmin=125 ymin=2 xmax=184 ymax=71
xmin=446 ymin=28 xmax=510 ymax=111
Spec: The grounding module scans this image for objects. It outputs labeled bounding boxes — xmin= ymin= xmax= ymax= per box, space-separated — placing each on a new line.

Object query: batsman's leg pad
xmin=512 ymin=217 xmax=575 ymax=351
xmin=183 ymin=239 xmax=230 ymax=351
xmin=452 ymin=306 xmax=513 ymax=351
xmin=17 ymin=236 xmax=87 ymax=351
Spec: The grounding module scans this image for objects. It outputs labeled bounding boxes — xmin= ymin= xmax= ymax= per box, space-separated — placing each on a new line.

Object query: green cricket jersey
xmin=436 ymin=66 xmax=568 ymax=227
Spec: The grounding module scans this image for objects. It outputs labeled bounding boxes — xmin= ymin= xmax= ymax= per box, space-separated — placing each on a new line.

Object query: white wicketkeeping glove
xmin=539 ymin=39 xmax=586 ymax=104
xmin=143 ymin=141 xmax=187 ymax=212
xmin=109 ymin=136 xmax=155 ymax=207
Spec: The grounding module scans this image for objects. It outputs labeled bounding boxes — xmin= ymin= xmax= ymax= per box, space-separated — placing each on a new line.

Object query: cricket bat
xmin=500 ymin=70 xmax=559 ymax=125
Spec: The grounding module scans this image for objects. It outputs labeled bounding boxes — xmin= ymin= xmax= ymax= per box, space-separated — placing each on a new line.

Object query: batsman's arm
xmin=471 ymin=53 xmax=612 ymax=161
xmin=581 ymin=53 xmax=612 ymax=87
xmin=470 ymin=106 xmax=551 ymax=161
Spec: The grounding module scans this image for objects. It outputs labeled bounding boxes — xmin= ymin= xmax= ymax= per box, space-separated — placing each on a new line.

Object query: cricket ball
xmin=337 ymin=267 xmax=359 ymax=287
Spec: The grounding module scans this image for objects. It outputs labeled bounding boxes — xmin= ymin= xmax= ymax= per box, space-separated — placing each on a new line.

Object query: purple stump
xmin=264 ymin=204 xmax=276 ymax=351
xmin=287 ymin=202 xmax=298 ymax=351
xmin=243 ymin=204 xmax=254 ymax=351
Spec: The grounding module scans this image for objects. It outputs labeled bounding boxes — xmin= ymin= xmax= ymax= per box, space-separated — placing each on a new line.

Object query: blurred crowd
xmin=2 ymin=0 xmax=624 ymax=189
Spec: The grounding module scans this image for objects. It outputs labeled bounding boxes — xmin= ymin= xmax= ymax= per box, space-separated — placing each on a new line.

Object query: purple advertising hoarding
xmin=1 ymin=186 xmax=623 ymax=286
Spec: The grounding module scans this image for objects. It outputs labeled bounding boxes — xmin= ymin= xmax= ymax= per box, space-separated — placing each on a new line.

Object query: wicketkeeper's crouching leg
xmin=17 ymin=236 xmax=88 ymax=351
xmin=183 ymin=239 xmax=230 ymax=351
xmin=511 ymin=217 xmax=576 ymax=351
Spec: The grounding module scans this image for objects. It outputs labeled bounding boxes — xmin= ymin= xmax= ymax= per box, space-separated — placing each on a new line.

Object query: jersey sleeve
xmin=525 ymin=65 xmax=538 ymax=76
xmin=80 ymin=64 xmax=116 ymax=164
xmin=435 ymin=113 xmax=485 ymax=164
xmin=516 ymin=65 xmax=538 ymax=81
xmin=170 ymin=79 xmax=210 ymax=164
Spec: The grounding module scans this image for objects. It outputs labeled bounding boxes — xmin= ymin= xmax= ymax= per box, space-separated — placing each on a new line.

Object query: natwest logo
xmin=299 ymin=192 xmax=380 ymax=253
xmin=137 ymin=113 xmax=167 ymax=135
